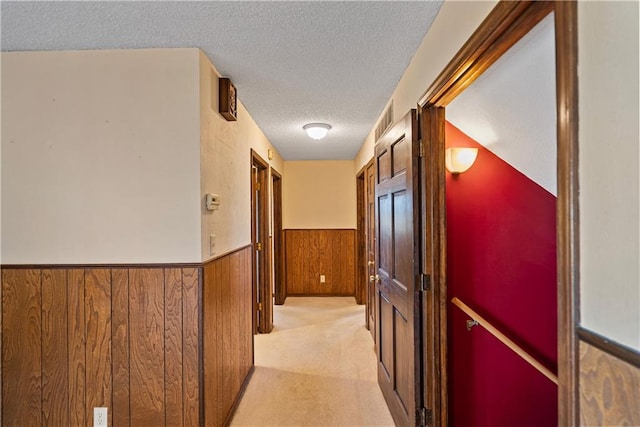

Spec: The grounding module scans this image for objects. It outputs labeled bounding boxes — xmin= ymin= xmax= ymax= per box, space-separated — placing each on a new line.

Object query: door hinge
xmin=419 ymin=273 xmax=431 ymax=292
xmin=255 ymin=181 xmax=261 ymax=191
xmin=418 ymin=139 xmax=424 ymax=158
xmin=257 ymin=302 xmax=263 ymax=311
xmin=417 ymin=408 xmax=432 ymax=426
xmin=256 ymin=242 xmax=262 ymax=251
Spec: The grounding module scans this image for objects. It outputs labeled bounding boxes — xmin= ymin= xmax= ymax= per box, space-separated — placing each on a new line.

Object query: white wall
xmin=283 ymin=160 xmax=356 ymax=229
xmin=1 ymin=49 xmax=202 ymax=264
xmin=578 ymin=1 xmax=640 ymax=350
xmin=199 ymin=52 xmax=284 ymax=260
xmin=447 ymin=14 xmax=556 ymax=196
xmin=354 ymin=0 xmax=497 ymax=171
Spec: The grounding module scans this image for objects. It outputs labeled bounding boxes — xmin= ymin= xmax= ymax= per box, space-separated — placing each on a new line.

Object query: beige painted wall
xmin=1 ymin=49 xmax=202 ymax=264
xmin=578 ymin=1 xmax=640 ymax=350
xmin=354 ymin=0 xmax=497 ymax=172
xmin=199 ymin=52 xmax=284 ymax=261
xmin=283 ymin=160 xmax=356 ymax=229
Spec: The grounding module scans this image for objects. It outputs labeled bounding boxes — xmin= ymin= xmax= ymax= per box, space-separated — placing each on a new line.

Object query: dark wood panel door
xmin=375 ymin=110 xmax=422 ymax=426
xmin=365 ymin=158 xmax=376 ymax=340
xmin=251 ymin=150 xmax=271 ymax=334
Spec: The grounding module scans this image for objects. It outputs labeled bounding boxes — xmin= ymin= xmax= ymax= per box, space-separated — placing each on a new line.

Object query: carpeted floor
xmin=230 ymin=297 xmax=395 ymax=426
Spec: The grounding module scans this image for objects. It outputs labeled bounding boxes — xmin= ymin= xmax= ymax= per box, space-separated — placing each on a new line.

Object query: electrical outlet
xmin=320 ymin=274 xmax=326 ymax=283
xmin=94 ymin=407 xmax=107 ymax=427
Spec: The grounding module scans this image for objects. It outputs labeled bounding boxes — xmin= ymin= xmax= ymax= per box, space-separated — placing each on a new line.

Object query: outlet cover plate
xmin=94 ymin=407 xmax=107 ymax=427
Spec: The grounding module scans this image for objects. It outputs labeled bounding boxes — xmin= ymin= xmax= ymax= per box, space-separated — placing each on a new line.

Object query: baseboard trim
xmin=577 ymin=327 xmax=640 ymax=368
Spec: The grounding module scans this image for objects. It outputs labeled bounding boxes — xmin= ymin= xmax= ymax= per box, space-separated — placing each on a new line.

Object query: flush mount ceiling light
xmin=445 ymin=147 xmax=479 ymax=174
xmin=303 ymin=123 xmax=332 ymax=140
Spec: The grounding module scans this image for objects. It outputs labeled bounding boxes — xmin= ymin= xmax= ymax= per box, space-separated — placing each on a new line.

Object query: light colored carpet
xmin=230 ymin=297 xmax=395 ymax=427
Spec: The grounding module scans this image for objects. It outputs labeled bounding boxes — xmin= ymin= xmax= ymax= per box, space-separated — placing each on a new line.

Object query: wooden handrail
xmin=451 ymin=297 xmax=559 ymax=385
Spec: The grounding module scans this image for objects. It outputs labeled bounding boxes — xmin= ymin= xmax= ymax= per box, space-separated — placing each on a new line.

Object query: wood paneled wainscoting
xmin=1 ymin=245 xmax=254 ymax=427
xmin=578 ymin=328 xmax=640 ymax=425
xmin=202 ymin=245 xmax=253 ymax=426
xmin=284 ymin=229 xmax=356 ymax=296
xmin=1 ymin=266 xmax=201 ymax=426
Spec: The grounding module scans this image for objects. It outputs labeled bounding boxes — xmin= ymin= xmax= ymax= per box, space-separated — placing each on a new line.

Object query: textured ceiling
xmin=1 ymin=1 xmax=443 ymax=160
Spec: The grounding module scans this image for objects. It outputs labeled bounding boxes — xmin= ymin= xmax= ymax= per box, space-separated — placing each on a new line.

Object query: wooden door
xmin=365 ymin=158 xmax=376 ymax=339
xmin=375 ymin=110 xmax=422 ymax=426
xmin=251 ymin=150 xmax=272 ymax=334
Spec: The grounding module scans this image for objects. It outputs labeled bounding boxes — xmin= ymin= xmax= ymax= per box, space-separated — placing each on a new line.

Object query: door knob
xmin=375 ymin=274 xmax=380 ymax=283
xmin=369 ymin=275 xmax=375 ymax=283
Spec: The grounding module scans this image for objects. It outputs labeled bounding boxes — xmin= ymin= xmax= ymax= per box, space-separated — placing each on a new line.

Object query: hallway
xmin=230 ymin=297 xmax=394 ymax=426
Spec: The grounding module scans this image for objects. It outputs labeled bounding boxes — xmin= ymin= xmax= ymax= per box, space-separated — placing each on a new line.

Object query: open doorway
xmin=443 ymin=13 xmax=559 ymax=421
xmin=418 ymin=2 xmax=578 ymax=425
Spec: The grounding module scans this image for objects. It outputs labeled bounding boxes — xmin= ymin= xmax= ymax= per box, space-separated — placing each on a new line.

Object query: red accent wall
xmin=446 ymin=122 xmax=557 ymax=426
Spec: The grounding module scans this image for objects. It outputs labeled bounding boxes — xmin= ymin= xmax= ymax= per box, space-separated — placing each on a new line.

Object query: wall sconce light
xmin=303 ymin=123 xmax=331 ymax=140
xmin=445 ymin=147 xmax=478 ymax=174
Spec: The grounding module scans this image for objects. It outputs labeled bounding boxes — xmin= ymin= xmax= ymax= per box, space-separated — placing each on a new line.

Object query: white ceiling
xmin=1 ymin=1 xmax=443 ymax=161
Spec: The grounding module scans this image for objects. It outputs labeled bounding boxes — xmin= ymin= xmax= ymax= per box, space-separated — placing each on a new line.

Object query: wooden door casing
xmin=272 ymin=168 xmax=285 ymax=306
xmin=365 ymin=158 xmax=376 ymax=340
xmin=251 ymin=150 xmax=272 ymax=334
xmin=356 ymin=169 xmax=367 ymax=306
xmin=375 ymin=110 xmax=422 ymax=426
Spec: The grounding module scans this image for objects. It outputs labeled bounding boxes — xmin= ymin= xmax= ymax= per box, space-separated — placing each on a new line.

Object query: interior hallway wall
xmin=282 ymin=160 xmax=356 ymax=296
xmin=199 ymin=52 xmax=283 ymax=261
xmin=2 ymin=47 xmax=285 ymax=426
xmin=577 ymin=2 xmax=640 ymax=424
xmin=283 ymin=160 xmax=356 ymax=229
xmin=446 ymin=122 xmax=557 ymax=427
xmin=1 ymin=49 xmax=202 ymax=264
xmin=578 ymin=0 xmax=639 ymax=351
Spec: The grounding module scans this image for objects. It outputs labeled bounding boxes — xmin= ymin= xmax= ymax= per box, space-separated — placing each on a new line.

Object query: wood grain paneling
xmin=164 ymin=268 xmax=184 ymax=427
xmin=85 ymin=269 xmax=112 ymax=425
xmin=1 ymin=269 xmax=42 ymax=426
xmin=129 ymin=269 xmax=165 ymax=423
xmin=181 ymin=267 xmax=201 ymax=426
xmin=284 ymin=229 xmax=356 ymax=296
xmin=203 ymin=245 xmax=254 ymax=426
xmin=41 ymin=269 xmax=69 ymax=426
xmin=68 ymin=269 xmax=87 ymax=427
xmin=579 ymin=340 xmax=640 ymax=426
xmin=112 ymin=269 xmax=130 ymax=427
xmin=1 ymin=265 xmax=202 ymax=427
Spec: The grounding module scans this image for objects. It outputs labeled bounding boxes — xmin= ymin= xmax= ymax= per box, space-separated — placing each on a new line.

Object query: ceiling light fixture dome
xmin=303 ymin=123 xmax=332 ymax=140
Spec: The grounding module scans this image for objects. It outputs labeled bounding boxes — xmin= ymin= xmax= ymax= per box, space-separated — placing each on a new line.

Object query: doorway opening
xmin=417 ymin=2 xmax=578 ymax=425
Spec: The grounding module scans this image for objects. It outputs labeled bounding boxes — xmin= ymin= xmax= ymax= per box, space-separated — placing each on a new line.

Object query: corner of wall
xmin=198 ymin=52 xmax=284 ymax=261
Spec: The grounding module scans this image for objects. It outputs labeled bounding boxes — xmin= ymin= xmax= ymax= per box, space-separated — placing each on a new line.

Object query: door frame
xmin=356 ymin=166 xmax=366 ymax=306
xmin=271 ymin=167 xmax=285 ymax=306
xmin=417 ymin=1 xmax=578 ymax=425
xmin=251 ymin=149 xmax=272 ymax=334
